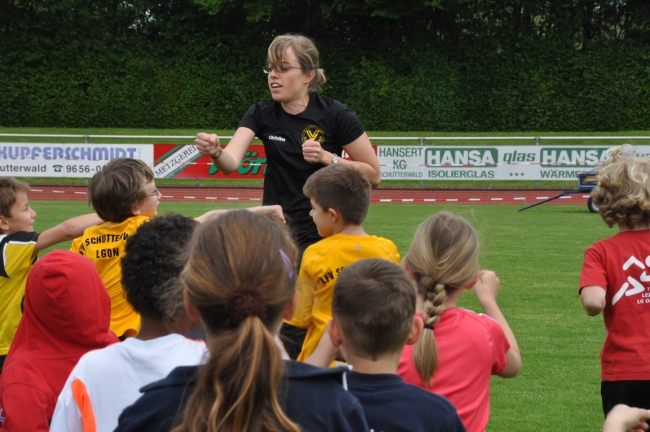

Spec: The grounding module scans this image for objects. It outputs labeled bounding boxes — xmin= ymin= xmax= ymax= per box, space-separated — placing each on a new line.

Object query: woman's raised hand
xmin=195 ymin=133 xmax=222 ymax=158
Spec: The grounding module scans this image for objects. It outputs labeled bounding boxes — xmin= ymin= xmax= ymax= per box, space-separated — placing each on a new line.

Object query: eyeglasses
xmin=147 ymin=188 xmax=161 ymax=197
xmin=263 ymin=65 xmax=303 ymax=74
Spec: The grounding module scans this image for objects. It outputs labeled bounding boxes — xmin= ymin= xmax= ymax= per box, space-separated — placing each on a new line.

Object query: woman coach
xmin=194 ymin=34 xmax=380 ymax=255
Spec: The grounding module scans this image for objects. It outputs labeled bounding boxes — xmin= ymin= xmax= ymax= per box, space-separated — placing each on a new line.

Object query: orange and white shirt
xmin=50 ymin=334 xmax=207 ymax=432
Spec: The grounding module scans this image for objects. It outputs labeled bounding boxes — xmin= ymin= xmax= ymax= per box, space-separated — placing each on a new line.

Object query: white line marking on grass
xmin=249 ymin=198 xmax=261 ymax=201
xmin=53 ymin=190 xmax=64 ymax=193
xmin=206 ymin=197 xmax=217 ymax=200
xmin=491 ymin=198 xmax=503 ymax=201
xmin=227 ymin=197 xmax=239 ymax=201
xmin=559 ymin=196 xmax=571 ymax=199
xmin=536 ymin=196 xmax=549 ymax=200
xmin=402 ymin=199 xmax=414 ymax=202
xmin=446 ymin=199 xmax=458 ymax=202
xmin=424 ymin=199 xmax=436 ymax=202
xmin=75 ymin=192 xmax=86 ymax=195
xmin=30 ymin=189 xmax=43 ymax=192
xmin=514 ymin=197 xmax=525 ymax=200
xmin=380 ymin=199 xmax=391 ymax=202
xmin=582 ymin=195 xmax=591 ymax=198
xmin=469 ymin=198 xmax=480 ymax=201
xmin=184 ymin=196 xmax=196 ymax=199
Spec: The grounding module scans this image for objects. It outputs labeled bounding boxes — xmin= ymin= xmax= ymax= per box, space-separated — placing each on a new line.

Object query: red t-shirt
xmin=580 ymin=229 xmax=650 ymax=381
xmin=398 ymin=308 xmax=509 ymax=432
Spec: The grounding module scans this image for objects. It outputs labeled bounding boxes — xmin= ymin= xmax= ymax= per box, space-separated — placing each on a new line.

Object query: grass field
xmin=33 ymin=199 xmax=612 ymax=430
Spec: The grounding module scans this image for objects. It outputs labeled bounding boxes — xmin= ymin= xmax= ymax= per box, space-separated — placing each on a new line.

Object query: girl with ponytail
xmin=115 ymin=210 xmax=367 ymax=432
xmin=397 ymin=211 xmax=521 ymax=432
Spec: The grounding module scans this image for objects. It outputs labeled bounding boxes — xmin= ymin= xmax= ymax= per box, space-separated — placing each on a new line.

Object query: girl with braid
xmin=397 ymin=211 xmax=521 ymax=432
xmin=114 ymin=210 xmax=367 ymax=432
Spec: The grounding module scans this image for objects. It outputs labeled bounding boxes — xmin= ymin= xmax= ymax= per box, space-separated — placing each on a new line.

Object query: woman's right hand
xmin=195 ymin=133 xmax=222 ymax=158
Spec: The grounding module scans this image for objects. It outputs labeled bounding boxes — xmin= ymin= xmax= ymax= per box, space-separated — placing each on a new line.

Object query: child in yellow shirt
xmin=71 ymin=158 xmax=284 ymax=338
xmin=285 ymin=164 xmax=399 ymax=361
xmin=0 ymin=177 xmax=101 ymax=371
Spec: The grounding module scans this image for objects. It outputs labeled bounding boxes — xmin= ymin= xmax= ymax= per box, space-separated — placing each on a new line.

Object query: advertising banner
xmin=4 ymin=142 xmax=649 ymax=181
xmin=378 ymin=145 xmax=650 ymax=181
xmin=0 ymin=143 xmax=153 ymax=177
xmin=153 ymin=144 xmax=266 ymax=179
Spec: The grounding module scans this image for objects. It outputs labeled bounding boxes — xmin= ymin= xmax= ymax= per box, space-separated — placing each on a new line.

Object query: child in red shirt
xmin=579 ymin=146 xmax=650 ymax=416
xmin=396 ymin=211 xmax=521 ymax=432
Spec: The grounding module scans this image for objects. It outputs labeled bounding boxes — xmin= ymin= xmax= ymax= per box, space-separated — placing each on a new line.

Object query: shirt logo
xmin=302 ymin=125 xmax=325 ymax=144
xmin=268 ymin=135 xmax=286 ymax=142
xmin=613 ymin=255 xmax=650 ymax=305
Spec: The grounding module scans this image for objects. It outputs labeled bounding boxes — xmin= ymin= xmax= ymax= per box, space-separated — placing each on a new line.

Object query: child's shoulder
xmin=348 ymin=372 xmax=461 ymax=430
xmin=0 ymin=231 xmax=39 ymax=242
xmin=588 ymin=228 xmax=650 ymax=252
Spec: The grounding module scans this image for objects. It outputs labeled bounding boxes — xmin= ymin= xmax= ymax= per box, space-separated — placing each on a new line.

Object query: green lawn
xmin=32 ymin=199 xmax=612 ymax=430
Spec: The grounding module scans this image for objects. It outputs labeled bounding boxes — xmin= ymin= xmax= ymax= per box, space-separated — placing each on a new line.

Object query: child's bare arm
xmin=580 ymin=286 xmax=606 ymax=316
xmin=35 ymin=213 xmax=102 ymax=254
xmin=603 ymin=404 xmax=650 ymax=432
xmin=304 ymin=326 xmax=340 ymax=368
xmin=473 ymin=270 xmax=522 ymax=378
xmin=195 ymin=205 xmax=285 ymax=224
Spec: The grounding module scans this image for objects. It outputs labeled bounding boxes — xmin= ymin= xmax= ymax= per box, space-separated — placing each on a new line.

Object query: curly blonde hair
xmin=592 ymin=146 xmax=650 ymax=229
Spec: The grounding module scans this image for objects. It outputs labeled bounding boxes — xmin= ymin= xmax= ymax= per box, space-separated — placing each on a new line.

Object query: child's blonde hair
xmin=592 ymin=145 xmax=650 ymax=229
xmin=406 ymin=211 xmax=479 ymax=385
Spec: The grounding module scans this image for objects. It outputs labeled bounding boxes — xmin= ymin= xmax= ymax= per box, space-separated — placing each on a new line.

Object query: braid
xmin=412 ymin=274 xmax=446 ymax=386
xmin=406 ymin=211 xmax=480 ymax=386
xmin=422 ymin=280 xmax=447 ymax=327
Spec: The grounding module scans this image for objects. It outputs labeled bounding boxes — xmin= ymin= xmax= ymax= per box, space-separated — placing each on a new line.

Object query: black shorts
xmin=601 ymin=380 xmax=650 ymax=417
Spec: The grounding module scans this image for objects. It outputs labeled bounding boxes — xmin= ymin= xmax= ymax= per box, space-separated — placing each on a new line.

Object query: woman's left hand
xmin=302 ymin=140 xmax=330 ymax=164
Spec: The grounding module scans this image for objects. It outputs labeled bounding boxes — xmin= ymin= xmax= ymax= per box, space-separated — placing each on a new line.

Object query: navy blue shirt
xmin=346 ymin=371 xmax=466 ymax=432
xmin=115 ymin=360 xmax=368 ymax=432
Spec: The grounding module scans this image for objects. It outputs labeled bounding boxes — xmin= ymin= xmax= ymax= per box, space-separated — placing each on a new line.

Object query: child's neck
xmin=136 ymin=316 xmax=189 ymax=341
xmin=618 ymin=222 xmax=650 ymax=232
xmin=345 ymin=350 xmax=401 ymax=375
xmin=332 ymin=223 xmax=366 ymax=236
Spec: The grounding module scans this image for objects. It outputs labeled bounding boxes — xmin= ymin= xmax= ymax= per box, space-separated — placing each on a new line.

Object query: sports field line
xmin=28 ymin=186 xmax=590 ymax=206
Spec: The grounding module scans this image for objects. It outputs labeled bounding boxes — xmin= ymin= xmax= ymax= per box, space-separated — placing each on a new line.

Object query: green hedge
xmin=1 ymin=1 xmax=648 ymax=131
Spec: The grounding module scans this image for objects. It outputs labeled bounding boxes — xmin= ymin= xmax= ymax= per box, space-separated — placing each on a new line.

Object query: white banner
xmin=0 ymin=143 xmax=154 ymax=177
xmin=378 ymin=145 xmax=650 ymax=181
xmin=3 ymin=142 xmax=649 ymax=181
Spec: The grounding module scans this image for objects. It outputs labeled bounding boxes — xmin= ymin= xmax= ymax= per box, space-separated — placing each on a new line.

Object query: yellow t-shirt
xmin=286 ymin=233 xmax=400 ymax=362
xmin=70 ymin=216 xmax=149 ymax=337
xmin=0 ymin=232 xmax=39 ymax=355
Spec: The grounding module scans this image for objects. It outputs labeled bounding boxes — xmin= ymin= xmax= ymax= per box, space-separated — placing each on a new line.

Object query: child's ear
xmin=282 ymin=289 xmax=298 ymax=321
xmin=0 ymin=215 xmax=9 ymax=232
xmin=326 ymin=319 xmax=344 ymax=348
xmin=328 ymin=207 xmax=339 ymax=223
xmin=464 ymin=270 xmax=481 ymax=290
xmin=403 ymin=258 xmax=414 ymax=279
xmin=131 ymin=205 xmax=142 ymax=216
xmin=405 ymin=315 xmax=424 ymax=345
xmin=183 ymin=289 xmax=201 ymax=321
